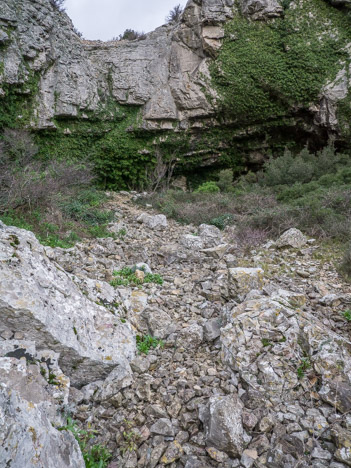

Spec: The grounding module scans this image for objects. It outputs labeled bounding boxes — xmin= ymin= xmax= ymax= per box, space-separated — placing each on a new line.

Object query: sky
xmin=65 ymin=0 xmax=188 ymax=41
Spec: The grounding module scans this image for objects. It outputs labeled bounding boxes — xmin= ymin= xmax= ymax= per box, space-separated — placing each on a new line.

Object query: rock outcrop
xmin=0 ymin=0 xmax=350 ymax=186
xmin=0 ymin=221 xmax=136 ymax=387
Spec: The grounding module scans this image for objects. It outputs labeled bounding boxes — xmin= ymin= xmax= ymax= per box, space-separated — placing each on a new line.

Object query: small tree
xmin=118 ymin=29 xmax=146 ymax=41
xmin=166 ymin=4 xmax=183 ymax=23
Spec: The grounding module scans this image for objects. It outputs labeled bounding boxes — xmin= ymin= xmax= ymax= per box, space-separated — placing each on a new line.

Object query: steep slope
xmin=0 ymin=0 xmax=350 ymax=187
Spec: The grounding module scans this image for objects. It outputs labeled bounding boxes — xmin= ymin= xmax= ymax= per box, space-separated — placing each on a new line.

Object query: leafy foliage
xmin=194 ymin=181 xmax=220 ymax=194
xmin=136 ymin=335 xmax=164 ymax=355
xmin=110 ymin=267 xmax=164 ymax=287
xmin=59 ymin=418 xmax=111 ymax=468
xmin=117 ymin=29 xmax=146 ymax=41
xmin=212 ymin=0 xmax=351 ymax=124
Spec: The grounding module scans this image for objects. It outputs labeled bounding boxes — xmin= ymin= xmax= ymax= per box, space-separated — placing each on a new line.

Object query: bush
xmin=0 ymin=129 xmax=93 ymax=213
xmin=261 ymin=144 xmax=350 ymax=187
xmin=194 ymin=181 xmax=220 ymax=194
xmin=118 ymin=29 xmax=146 ymax=41
xmin=166 ymin=4 xmax=183 ymax=23
xmin=217 ymin=169 xmax=234 ymax=192
xmin=340 ymin=243 xmax=351 ymax=280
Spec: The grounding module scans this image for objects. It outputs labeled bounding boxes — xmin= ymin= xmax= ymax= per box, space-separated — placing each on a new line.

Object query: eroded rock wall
xmin=0 ymin=0 xmax=350 ymax=184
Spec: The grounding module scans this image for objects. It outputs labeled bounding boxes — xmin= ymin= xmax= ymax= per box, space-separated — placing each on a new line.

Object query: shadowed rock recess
xmin=0 ymin=0 xmax=351 ymax=187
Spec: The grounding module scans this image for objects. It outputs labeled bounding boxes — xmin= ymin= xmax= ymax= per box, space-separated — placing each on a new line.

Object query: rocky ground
xmin=1 ymin=191 xmax=351 ymax=468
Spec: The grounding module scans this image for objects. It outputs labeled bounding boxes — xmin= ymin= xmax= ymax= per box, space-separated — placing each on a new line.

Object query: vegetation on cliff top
xmin=212 ymin=0 xmax=351 ymax=129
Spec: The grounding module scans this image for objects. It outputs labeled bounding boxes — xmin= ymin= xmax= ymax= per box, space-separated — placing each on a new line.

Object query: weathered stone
xmin=275 ymin=228 xmax=308 ymax=249
xmin=0 ymin=223 xmax=135 ymax=386
xmin=137 ymin=213 xmax=168 ymax=229
xmin=161 ymin=440 xmax=184 ymax=464
xmin=180 ymin=234 xmax=204 ymax=250
xmin=203 ymin=318 xmax=222 ymax=341
xmin=199 ymin=394 xmax=244 ymax=457
xmin=150 ymin=418 xmax=174 ymax=437
xmin=94 ymin=362 xmax=133 ymax=402
xmin=0 ymin=356 xmax=84 ymax=468
xmin=228 ymin=267 xmax=264 ymax=301
xmin=241 ymin=0 xmax=283 ymax=20
xmin=332 ymin=425 xmax=351 ymax=466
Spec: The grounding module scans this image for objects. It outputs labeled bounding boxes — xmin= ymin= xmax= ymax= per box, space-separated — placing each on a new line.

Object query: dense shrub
xmin=117 ymin=29 xmax=146 ymax=41
xmin=340 ymin=243 xmax=351 ymax=280
xmin=0 ymin=129 xmax=113 ymax=247
xmin=141 ymin=144 xmax=351 ymax=243
xmin=261 ymin=144 xmax=350 ymax=187
xmin=216 ymin=169 xmax=234 ymax=192
xmin=194 ymin=181 xmax=220 ymax=193
xmin=0 ymin=129 xmax=93 ymax=213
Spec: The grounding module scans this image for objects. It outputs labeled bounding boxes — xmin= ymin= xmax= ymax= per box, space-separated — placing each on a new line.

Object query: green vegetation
xmin=195 ymin=181 xmax=220 ymax=194
xmin=59 ymin=418 xmax=111 ymax=468
xmin=0 ymin=129 xmax=117 ymax=247
xmin=110 ymin=267 xmax=164 ymax=287
xmin=297 ymin=357 xmax=311 ymax=379
xmin=342 ymin=310 xmax=351 ymax=321
xmin=212 ymin=0 xmax=351 ymax=128
xmin=142 ymin=144 xmax=351 ymax=245
xmin=136 ymin=335 xmax=164 ymax=355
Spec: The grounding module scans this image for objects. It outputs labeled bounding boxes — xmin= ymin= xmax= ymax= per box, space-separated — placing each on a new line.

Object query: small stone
xmin=203 ymin=318 xmax=221 ymax=342
xmin=242 ymin=411 xmax=259 ymax=431
xmin=259 ymin=416 xmax=275 ymax=433
xmin=161 ymin=440 xmax=184 ymax=464
xmin=241 ymin=449 xmax=258 ymax=468
xmin=135 ymin=269 xmax=145 ymax=282
xmin=206 ymin=447 xmax=229 ymax=462
xmin=150 ymin=418 xmax=174 ymax=437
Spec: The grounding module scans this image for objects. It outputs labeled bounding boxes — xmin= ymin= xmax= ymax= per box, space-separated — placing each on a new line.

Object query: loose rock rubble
xmin=1 ymin=192 xmax=351 ymax=467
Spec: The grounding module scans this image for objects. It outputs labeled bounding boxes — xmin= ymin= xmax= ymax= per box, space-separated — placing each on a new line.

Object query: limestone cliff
xmin=0 ymin=0 xmax=350 ymax=187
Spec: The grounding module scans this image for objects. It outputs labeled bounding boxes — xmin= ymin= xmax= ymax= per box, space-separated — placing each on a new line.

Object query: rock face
xmin=0 ymin=221 xmax=136 ymax=387
xmin=0 ymin=0 xmax=350 ymax=186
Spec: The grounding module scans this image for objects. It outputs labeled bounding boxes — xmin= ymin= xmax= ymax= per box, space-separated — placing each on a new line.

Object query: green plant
xmin=121 ymin=430 xmax=140 ymax=455
xmin=261 ymin=338 xmax=271 ymax=347
xmin=297 ymin=357 xmax=311 ymax=379
xmin=110 ymin=267 xmax=164 ymax=287
xmin=136 ymin=335 xmax=164 ymax=355
xmin=340 ymin=243 xmax=351 ymax=280
xmin=342 ymin=310 xmax=351 ymax=321
xmin=195 ymin=181 xmax=220 ymax=194
xmin=217 ymin=169 xmax=234 ymax=192
xmin=48 ymin=371 xmax=60 ymax=386
xmin=59 ymin=418 xmax=112 ymax=468
xmin=210 ymin=213 xmax=233 ymax=230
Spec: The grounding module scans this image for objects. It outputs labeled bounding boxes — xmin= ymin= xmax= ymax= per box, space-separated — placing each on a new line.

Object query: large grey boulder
xmin=199 ymin=394 xmax=244 ymax=457
xmin=0 ymin=343 xmax=84 ymax=468
xmin=0 ymin=222 xmax=136 ymax=387
xmin=275 ymin=228 xmax=307 ymax=249
xmin=0 ymin=385 xmax=84 ymax=468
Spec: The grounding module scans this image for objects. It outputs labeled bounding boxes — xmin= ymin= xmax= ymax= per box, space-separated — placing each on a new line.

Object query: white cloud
xmin=65 ymin=0 xmax=188 ymax=41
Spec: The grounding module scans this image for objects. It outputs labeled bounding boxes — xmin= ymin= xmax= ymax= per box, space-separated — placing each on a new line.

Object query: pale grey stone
xmin=199 ymin=394 xmax=244 ymax=457
xmin=0 ymin=223 xmax=135 ymax=387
